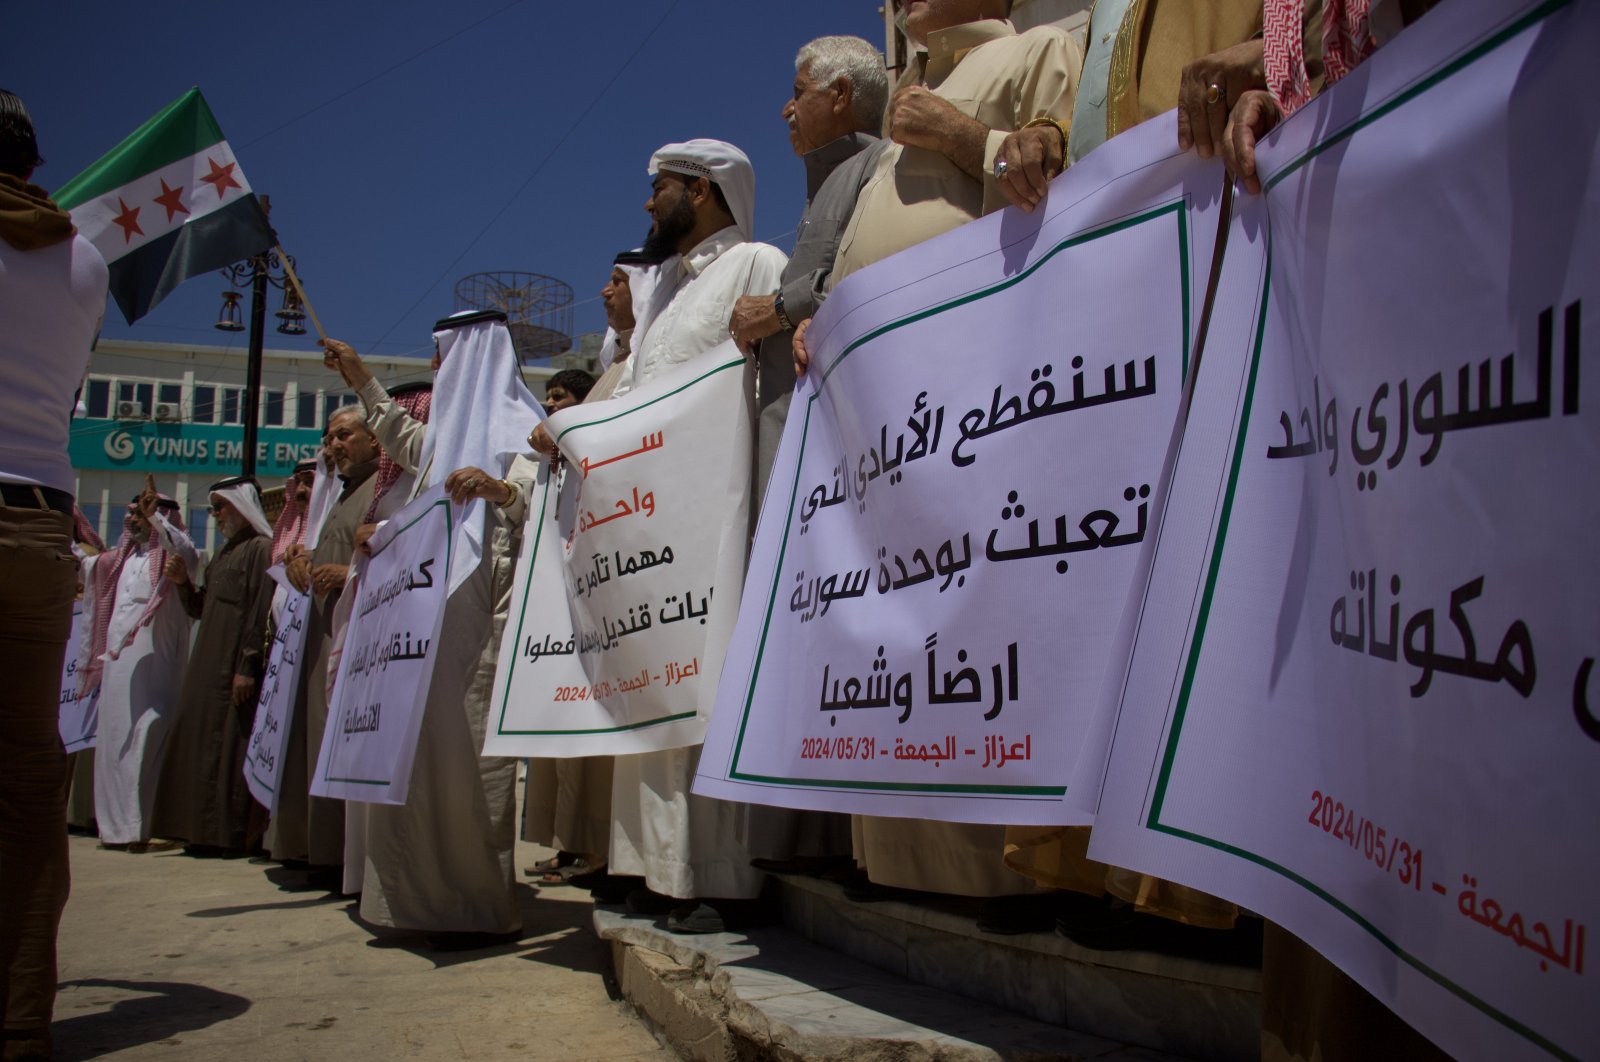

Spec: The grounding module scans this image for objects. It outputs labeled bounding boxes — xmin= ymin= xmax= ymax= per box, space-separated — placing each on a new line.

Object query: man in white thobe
xmin=603 ymin=140 xmax=792 ymax=933
xmin=80 ymin=492 xmax=191 ymax=847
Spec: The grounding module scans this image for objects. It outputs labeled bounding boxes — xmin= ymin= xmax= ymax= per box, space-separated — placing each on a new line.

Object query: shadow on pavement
xmin=52 ymin=978 xmax=251 ymax=1061
xmin=186 ymin=894 xmax=346 ymax=918
xmin=337 ymin=882 xmax=617 ymax=980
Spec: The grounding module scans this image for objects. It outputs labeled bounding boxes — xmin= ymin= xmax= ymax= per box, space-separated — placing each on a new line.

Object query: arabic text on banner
xmin=310 ymin=487 xmax=452 ymax=804
xmin=243 ymin=577 xmax=310 ymax=811
xmin=59 ymin=603 xmax=97 ymax=754
xmin=483 ymin=348 xmax=751 ymax=758
xmin=691 ymin=122 xmax=1227 ymax=825
xmin=1075 ymin=1 xmax=1596 ymax=1059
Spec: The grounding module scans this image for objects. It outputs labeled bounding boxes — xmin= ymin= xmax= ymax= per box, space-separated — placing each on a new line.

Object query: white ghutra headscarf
xmin=422 ymin=310 xmax=547 ymax=594
xmin=208 ymin=475 xmax=274 ymax=539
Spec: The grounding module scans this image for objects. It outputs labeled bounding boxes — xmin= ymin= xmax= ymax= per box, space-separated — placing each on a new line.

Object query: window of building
xmin=192 ymin=386 xmax=216 ymax=424
xmin=222 ymin=389 xmax=241 ymax=425
xmin=322 ymin=394 xmax=359 ymax=427
xmin=297 ymin=393 xmax=318 ymax=429
xmin=116 ymin=381 xmax=154 ymax=415
xmin=158 ymin=383 xmax=182 ymax=407
xmin=84 ymin=379 xmax=110 ymax=418
xmin=263 ymin=390 xmax=285 ymax=427
xmin=188 ymin=508 xmax=212 ymax=553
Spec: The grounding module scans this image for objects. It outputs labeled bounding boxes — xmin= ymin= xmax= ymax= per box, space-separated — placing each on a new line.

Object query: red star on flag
xmin=199 ymin=157 xmax=241 ymax=199
xmin=153 ymin=178 xmax=190 ymax=223
xmin=111 ymin=198 xmax=144 ymax=243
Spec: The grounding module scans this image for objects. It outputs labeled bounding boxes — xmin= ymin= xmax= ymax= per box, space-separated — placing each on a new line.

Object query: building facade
xmin=72 ymin=339 xmax=568 ymax=552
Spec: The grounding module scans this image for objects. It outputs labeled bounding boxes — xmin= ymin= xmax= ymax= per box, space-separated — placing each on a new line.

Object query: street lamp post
xmin=212 ymin=195 xmax=307 ymax=479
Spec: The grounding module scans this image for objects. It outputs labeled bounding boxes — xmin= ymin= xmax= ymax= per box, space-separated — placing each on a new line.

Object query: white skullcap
xmin=649 ymin=139 xmax=756 ymax=241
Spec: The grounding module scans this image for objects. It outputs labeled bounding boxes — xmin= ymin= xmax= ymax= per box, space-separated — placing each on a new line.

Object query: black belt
xmin=0 ymin=482 xmax=74 ymax=517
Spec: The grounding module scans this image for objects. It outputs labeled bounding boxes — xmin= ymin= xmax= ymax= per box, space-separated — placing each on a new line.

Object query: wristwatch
xmin=773 ymin=291 xmax=794 ymax=332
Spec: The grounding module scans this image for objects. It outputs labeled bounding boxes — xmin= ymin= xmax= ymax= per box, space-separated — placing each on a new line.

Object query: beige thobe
xmin=831 ymin=19 xmax=1082 ymax=287
xmin=351 ymin=382 xmax=531 ymax=933
xmin=832 ymin=17 xmax=1082 ymax=898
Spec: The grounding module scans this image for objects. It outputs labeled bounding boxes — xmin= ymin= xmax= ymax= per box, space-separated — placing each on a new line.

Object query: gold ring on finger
xmin=1206 ymin=83 xmax=1223 ymax=106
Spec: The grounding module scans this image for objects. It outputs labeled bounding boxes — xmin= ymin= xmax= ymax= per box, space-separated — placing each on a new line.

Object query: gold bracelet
xmin=496 ymin=479 xmax=517 ymax=509
xmin=1023 ymin=114 xmax=1070 ymax=157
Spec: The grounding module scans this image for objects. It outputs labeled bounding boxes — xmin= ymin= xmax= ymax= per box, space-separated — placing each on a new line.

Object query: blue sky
xmin=6 ymin=0 xmax=888 ymax=359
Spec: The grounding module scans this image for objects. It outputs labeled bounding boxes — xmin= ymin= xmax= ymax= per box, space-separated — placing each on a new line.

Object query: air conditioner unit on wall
xmin=115 ymin=400 xmax=148 ymax=420
xmin=153 ymin=403 xmax=181 ymax=423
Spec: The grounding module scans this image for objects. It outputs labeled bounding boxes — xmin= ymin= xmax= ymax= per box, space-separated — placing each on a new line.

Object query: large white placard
xmin=243 ymin=574 xmax=310 ymax=811
xmin=1077 ymin=2 xmax=1596 ymax=1059
xmin=483 ymin=349 xmax=751 ymax=757
xmin=692 ymin=121 xmax=1228 ymax=824
xmin=58 ymin=603 xmax=97 ymax=754
xmin=310 ymin=487 xmax=452 ymax=804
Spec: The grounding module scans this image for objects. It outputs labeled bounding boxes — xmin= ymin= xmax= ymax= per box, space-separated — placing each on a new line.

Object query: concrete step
xmin=597 ymin=907 xmax=1186 ymax=1062
xmin=771 ymin=874 xmax=1261 ymax=1062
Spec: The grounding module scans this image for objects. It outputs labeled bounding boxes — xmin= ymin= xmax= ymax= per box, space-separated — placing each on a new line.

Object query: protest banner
xmin=692 ymin=119 xmax=1229 ymax=824
xmin=310 ymin=487 xmax=452 ymax=804
xmin=1076 ymin=1 xmax=1596 ymax=1058
xmin=482 ymin=347 xmax=751 ymax=758
xmin=243 ymin=572 xmax=310 ymax=811
xmin=58 ymin=603 xmax=97 ymax=754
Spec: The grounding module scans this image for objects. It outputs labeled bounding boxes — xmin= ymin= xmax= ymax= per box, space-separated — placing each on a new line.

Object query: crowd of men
xmin=4 ymin=1 xmax=1450 ymax=1059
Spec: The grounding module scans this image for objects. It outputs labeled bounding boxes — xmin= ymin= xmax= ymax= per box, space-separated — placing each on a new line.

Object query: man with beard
xmin=604 ymin=139 xmax=794 ymax=934
xmin=154 ymin=477 xmax=274 ymax=856
xmin=268 ymin=408 xmax=381 ymax=889
xmin=612 ymin=139 xmax=786 ymax=397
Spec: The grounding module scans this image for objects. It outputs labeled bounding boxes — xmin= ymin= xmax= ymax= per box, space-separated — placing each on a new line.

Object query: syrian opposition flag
xmin=55 ymin=88 xmax=274 ymax=324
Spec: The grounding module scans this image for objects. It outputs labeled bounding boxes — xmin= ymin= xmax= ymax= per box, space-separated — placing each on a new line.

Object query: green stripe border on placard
xmin=493 ymin=356 xmax=743 ymax=738
xmin=1146 ymin=4 xmax=1578 ymax=1057
xmin=725 ymin=199 xmax=1194 ymax=796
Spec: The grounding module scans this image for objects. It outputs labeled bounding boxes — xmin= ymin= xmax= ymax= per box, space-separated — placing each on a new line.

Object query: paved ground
xmin=52 ymin=833 xmax=672 ymax=1061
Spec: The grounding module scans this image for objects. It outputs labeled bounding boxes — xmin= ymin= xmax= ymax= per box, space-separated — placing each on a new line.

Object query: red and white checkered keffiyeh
xmin=71 ymin=502 xmax=105 ymax=552
xmin=271 ymin=476 xmax=310 ymax=564
xmin=364 ymin=385 xmax=432 ymax=522
xmin=79 ymin=501 xmax=176 ymax=695
xmin=1265 ymin=0 xmax=1376 ymax=115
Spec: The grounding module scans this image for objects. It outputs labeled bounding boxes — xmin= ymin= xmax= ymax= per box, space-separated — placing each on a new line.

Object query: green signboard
xmin=70 ymin=419 xmax=321 ymax=479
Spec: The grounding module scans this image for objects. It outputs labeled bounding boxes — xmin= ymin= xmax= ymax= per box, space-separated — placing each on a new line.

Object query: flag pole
xmin=274 ymin=244 xmax=326 ymax=342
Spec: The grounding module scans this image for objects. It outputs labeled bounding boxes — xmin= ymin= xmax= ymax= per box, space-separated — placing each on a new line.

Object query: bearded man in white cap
xmin=320 ymin=310 xmax=541 ymax=947
xmin=154 ymin=476 xmax=275 ymax=856
xmin=595 ymin=139 xmax=804 ymax=934
xmin=611 ymin=138 xmax=786 ymax=398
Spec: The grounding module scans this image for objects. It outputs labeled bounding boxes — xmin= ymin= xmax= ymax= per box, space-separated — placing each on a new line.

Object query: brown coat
xmin=153 ymin=531 xmax=273 ymax=849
